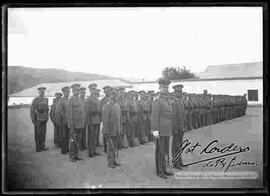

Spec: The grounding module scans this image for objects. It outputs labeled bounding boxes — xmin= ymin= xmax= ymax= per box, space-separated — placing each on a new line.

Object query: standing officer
xmin=94 ymin=88 xmax=102 ymax=147
xmin=117 ymin=88 xmax=129 ymax=149
xmin=126 ymin=91 xmax=138 ymax=147
xmin=100 ymin=86 xmax=112 ymax=153
xmin=134 ymin=91 xmax=140 ymax=146
xmin=151 ymin=79 xmax=174 ymax=179
xmin=56 ymin=86 xmax=70 ymax=154
xmin=102 ymin=89 xmax=122 ymax=169
xmin=50 ymin=92 xmax=62 ymax=148
xmin=66 ymin=83 xmax=85 ymax=162
xmin=79 ymin=87 xmax=87 ymax=151
xmin=171 ymin=84 xmax=185 ymax=170
xmin=138 ymin=91 xmax=148 ymax=144
xmin=86 ymin=83 xmax=102 ymax=157
xmin=30 ymin=87 xmax=49 ymax=152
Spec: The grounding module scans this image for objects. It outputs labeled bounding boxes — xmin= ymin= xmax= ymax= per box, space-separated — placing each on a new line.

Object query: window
xmin=247 ymin=90 xmax=258 ymax=101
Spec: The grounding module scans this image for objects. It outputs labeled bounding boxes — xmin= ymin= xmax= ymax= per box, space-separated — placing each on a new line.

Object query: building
xmin=8 ymin=79 xmax=132 ymax=106
xmin=130 ymin=62 xmax=263 ymax=105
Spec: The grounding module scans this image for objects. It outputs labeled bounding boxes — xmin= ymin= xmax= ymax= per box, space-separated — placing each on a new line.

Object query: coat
xmin=102 ymin=101 xmax=121 ymax=136
xmin=171 ymin=97 xmax=186 ymax=133
xmin=85 ymin=95 xmax=101 ymax=125
xmin=66 ymin=96 xmax=85 ymax=129
xmin=151 ymin=94 xmax=172 ymax=137
xmin=30 ymin=97 xmax=49 ymax=124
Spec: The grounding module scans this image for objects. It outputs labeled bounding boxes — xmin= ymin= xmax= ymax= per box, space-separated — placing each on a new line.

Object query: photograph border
xmin=2 ymin=1 xmax=269 ymax=194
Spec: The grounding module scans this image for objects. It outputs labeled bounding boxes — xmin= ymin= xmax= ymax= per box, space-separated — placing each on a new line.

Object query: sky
xmin=8 ymin=7 xmax=262 ymax=81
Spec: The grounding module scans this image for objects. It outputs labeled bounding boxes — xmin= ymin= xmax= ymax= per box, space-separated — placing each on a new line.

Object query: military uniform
xmin=137 ymin=91 xmax=148 ymax=144
xmin=56 ymin=87 xmax=70 ymax=154
xmin=151 ymin=79 xmax=173 ymax=179
xmin=100 ymin=86 xmax=112 ymax=153
xmin=86 ymin=84 xmax=102 ymax=157
xmin=118 ymin=93 xmax=129 ymax=149
xmin=50 ymin=93 xmax=62 ymax=148
xmin=126 ymin=92 xmax=138 ymax=147
xmin=79 ymin=87 xmax=87 ymax=151
xmin=102 ymin=90 xmax=122 ymax=168
xmin=30 ymin=87 xmax=49 ymax=152
xmin=171 ymin=84 xmax=185 ymax=169
xmin=66 ymin=84 xmax=85 ymax=161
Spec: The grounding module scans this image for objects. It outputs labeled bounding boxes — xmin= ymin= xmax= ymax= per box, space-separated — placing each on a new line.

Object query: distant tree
xmin=161 ymin=66 xmax=198 ymax=80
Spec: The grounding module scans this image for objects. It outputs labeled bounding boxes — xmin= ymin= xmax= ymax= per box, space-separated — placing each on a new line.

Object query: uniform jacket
xmin=30 ymin=96 xmax=49 ymax=124
xmin=171 ymin=97 xmax=186 ymax=133
xmin=85 ymin=95 xmax=101 ymax=125
xmin=151 ymin=94 xmax=172 ymax=137
xmin=100 ymin=96 xmax=110 ymax=121
xmin=128 ymin=99 xmax=138 ymax=122
xmin=55 ymin=97 xmax=69 ymax=126
xmin=66 ymin=96 xmax=85 ymax=129
xmin=49 ymin=98 xmax=61 ymax=125
xmin=137 ymin=99 xmax=148 ymax=121
xmin=102 ymin=101 xmax=121 ymax=136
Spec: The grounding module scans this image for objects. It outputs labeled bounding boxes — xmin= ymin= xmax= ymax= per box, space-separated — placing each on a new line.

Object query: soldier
xmin=171 ymin=84 xmax=186 ymax=170
xmin=79 ymin=87 xmax=87 ymax=151
xmin=102 ymin=89 xmax=122 ymax=169
xmin=117 ymin=88 xmax=129 ymax=149
xmin=86 ymin=83 xmax=102 ymax=157
xmin=126 ymin=91 xmax=138 ymax=147
xmin=94 ymin=88 xmax=102 ymax=147
xmin=134 ymin=91 xmax=141 ymax=145
xmin=30 ymin=87 xmax=49 ymax=152
xmin=137 ymin=91 xmax=148 ymax=144
xmin=100 ymin=86 xmax=112 ymax=153
xmin=56 ymin=86 xmax=70 ymax=154
xmin=147 ymin=91 xmax=155 ymax=141
xmin=151 ymin=79 xmax=174 ymax=179
xmin=66 ymin=83 xmax=85 ymax=162
xmin=50 ymin=92 xmax=62 ymax=148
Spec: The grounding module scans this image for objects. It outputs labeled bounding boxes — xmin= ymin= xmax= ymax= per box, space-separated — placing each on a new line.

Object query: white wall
xmin=9 ymin=79 xmax=263 ymax=106
xmin=8 ymin=96 xmax=55 ymax=106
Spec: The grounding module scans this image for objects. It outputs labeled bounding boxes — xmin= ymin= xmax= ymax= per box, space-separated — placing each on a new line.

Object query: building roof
xmin=10 ymin=79 xmax=132 ymax=97
xmin=198 ymin=62 xmax=262 ymax=79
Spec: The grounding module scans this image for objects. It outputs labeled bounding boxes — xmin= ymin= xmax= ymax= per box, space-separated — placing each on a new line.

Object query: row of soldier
xmin=30 ymin=82 xmax=247 ymax=170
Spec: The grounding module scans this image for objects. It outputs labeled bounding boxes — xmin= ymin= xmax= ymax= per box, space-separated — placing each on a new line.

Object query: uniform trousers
xmin=34 ymin=121 xmax=47 ymax=151
xmin=155 ymin=136 xmax=170 ymax=176
xmin=60 ymin=124 xmax=70 ymax=154
xmin=88 ymin=124 xmax=99 ymax=156
xmin=171 ymin=131 xmax=184 ymax=168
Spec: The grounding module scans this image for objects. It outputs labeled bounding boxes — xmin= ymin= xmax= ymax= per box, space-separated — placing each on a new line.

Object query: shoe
xmin=164 ymin=171 xmax=174 ymax=176
xmin=76 ymin=157 xmax=84 ymax=161
xmin=42 ymin=147 xmax=49 ymax=151
xmin=94 ymin=152 xmax=102 ymax=156
xmin=114 ymin=162 xmax=122 ymax=166
xmin=36 ymin=149 xmax=42 ymax=152
xmin=89 ymin=154 xmax=94 ymax=158
xmin=70 ymin=159 xmax=77 ymax=162
xmin=158 ymin=174 xmax=168 ymax=179
xmin=109 ymin=165 xmax=116 ymax=169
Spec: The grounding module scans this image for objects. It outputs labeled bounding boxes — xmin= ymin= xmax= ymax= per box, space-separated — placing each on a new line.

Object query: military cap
xmin=88 ymin=83 xmax=97 ymax=89
xmin=139 ymin=90 xmax=146 ymax=94
xmin=71 ymin=83 xmax=81 ymax=89
xmin=148 ymin=90 xmax=154 ymax=93
xmin=119 ymin=87 xmax=125 ymax=91
xmin=61 ymin=86 xmax=70 ymax=92
xmin=158 ymin=78 xmax=171 ymax=86
xmin=172 ymin=84 xmax=184 ymax=89
xmin=80 ymin=87 xmax=86 ymax=92
xmin=103 ymin=86 xmax=111 ymax=90
xmin=37 ymin=87 xmax=46 ymax=91
xmin=55 ymin=92 xmax=62 ymax=96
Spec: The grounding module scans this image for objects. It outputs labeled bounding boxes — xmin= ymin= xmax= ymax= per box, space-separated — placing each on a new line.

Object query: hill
xmin=7 ymin=66 xmax=122 ymax=95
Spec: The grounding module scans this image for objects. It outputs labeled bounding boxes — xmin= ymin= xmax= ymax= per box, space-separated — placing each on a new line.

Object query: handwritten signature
xmin=172 ymin=139 xmax=258 ymax=172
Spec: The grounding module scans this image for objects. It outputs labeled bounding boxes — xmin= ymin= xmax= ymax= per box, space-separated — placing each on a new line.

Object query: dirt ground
xmin=5 ymin=107 xmax=263 ymax=191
